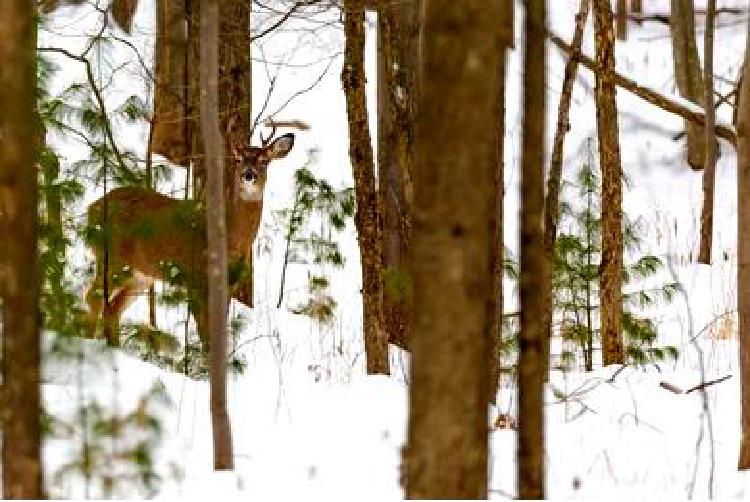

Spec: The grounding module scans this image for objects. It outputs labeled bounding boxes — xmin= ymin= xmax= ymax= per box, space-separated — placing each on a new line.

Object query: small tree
xmin=553 ymin=139 xmax=679 ymax=371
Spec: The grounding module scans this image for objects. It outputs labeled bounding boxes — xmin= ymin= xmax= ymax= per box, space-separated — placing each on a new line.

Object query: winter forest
xmin=3 ymin=0 xmax=750 ymax=499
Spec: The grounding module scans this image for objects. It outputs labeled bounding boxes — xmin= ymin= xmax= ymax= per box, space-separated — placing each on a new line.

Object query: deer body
xmin=85 ymin=132 xmax=295 ymax=349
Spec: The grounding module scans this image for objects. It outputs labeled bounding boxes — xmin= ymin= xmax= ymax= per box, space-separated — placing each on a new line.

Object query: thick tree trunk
xmin=542 ymin=0 xmax=590 ymax=381
xmin=377 ymin=0 xmax=420 ymax=352
xmin=200 ymin=0 xmax=233 ymax=470
xmin=670 ymin=0 xmax=706 ymax=170
xmin=593 ymin=0 xmax=625 ymax=366
xmin=403 ymin=0 xmax=500 ymax=497
xmin=737 ymin=18 xmax=750 ymax=471
xmin=0 ymin=0 xmax=44 ymax=497
xmin=518 ymin=0 xmax=546 ymax=498
xmin=343 ymin=0 xmax=389 ymax=375
xmin=699 ymin=0 xmax=717 ymax=264
xmin=152 ymin=0 xmax=188 ymax=165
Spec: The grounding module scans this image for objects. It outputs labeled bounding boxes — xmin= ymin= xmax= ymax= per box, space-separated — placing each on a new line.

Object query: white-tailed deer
xmin=85 ymin=125 xmax=297 ymax=349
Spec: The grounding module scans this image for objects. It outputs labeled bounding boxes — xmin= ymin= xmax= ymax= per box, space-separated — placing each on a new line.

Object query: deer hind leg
xmin=103 ymin=274 xmax=154 ymax=347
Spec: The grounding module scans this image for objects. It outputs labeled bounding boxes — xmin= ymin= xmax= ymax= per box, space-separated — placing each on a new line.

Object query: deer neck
xmin=226 ymin=191 xmax=264 ymax=259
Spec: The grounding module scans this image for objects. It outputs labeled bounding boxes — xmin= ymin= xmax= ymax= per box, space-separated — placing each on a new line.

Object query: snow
xmin=19 ymin=0 xmax=750 ymax=499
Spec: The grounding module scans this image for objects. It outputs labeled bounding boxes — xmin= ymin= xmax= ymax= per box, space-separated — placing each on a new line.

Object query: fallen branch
xmin=686 ymin=374 xmax=732 ymax=394
xmin=548 ymin=30 xmax=737 ymax=147
xmin=659 ymin=381 xmax=684 ymax=394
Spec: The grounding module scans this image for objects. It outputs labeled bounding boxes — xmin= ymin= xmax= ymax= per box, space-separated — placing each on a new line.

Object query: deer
xmin=85 ymin=123 xmax=298 ymax=351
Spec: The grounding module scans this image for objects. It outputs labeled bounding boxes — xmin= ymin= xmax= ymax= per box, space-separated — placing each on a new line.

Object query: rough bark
xmin=152 ymin=0 xmax=188 ymax=165
xmin=200 ymin=0 xmax=234 ymax=470
xmin=403 ymin=0 xmax=500 ymax=497
xmin=617 ymin=0 xmax=628 ymax=40
xmin=737 ymin=17 xmax=750 ymax=472
xmin=518 ymin=0 xmax=546 ymax=497
xmin=377 ymin=0 xmax=420 ymax=353
xmin=670 ymin=0 xmax=707 ymax=170
xmin=542 ymin=0 xmax=590 ymax=382
xmin=342 ymin=0 xmax=389 ymax=375
xmin=698 ymin=0 xmax=717 ymax=264
xmin=631 ymin=0 xmax=642 ymax=23
xmin=593 ymin=0 xmax=625 ymax=366
xmin=549 ymin=31 xmax=737 ymax=146
xmin=0 ymin=0 xmax=44 ymax=497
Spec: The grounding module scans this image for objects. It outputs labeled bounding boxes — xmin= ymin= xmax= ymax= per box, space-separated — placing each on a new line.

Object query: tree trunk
xmin=616 ymin=0 xmax=628 ymax=40
xmin=152 ymin=0 xmax=188 ymax=165
xmin=737 ymin=16 xmax=750 ymax=471
xmin=593 ymin=0 xmax=625 ymax=366
xmin=403 ymin=0 xmax=500 ymax=496
xmin=518 ymin=0 xmax=546 ymax=498
xmin=377 ymin=0 xmax=420 ymax=353
xmin=669 ymin=0 xmax=706 ymax=170
xmin=200 ymin=0 xmax=234 ymax=470
xmin=698 ymin=0 xmax=717 ymax=264
xmin=0 ymin=0 xmax=44 ymax=497
xmin=543 ymin=0 xmax=590 ymax=382
xmin=342 ymin=0 xmax=389 ymax=375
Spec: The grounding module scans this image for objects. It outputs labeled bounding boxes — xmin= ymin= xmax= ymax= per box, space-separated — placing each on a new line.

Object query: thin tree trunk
xmin=542 ymin=0 xmax=590 ymax=380
xmin=736 ymin=16 xmax=750 ymax=471
xmin=0 ymin=0 xmax=44 ymax=497
xmin=518 ymin=0 xmax=546 ymax=497
xmin=617 ymin=0 xmax=628 ymax=40
xmin=377 ymin=0 xmax=419 ymax=354
xmin=670 ymin=0 xmax=706 ymax=170
xmin=631 ymin=0 xmax=642 ymax=24
xmin=342 ymin=0 xmax=389 ymax=375
xmin=404 ymin=0 xmax=499 ymax=495
xmin=593 ymin=0 xmax=625 ymax=366
xmin=699 ymin=0 xmax=717 ymax=264
xmin=200 ymin=0 xmax=233 ymax=470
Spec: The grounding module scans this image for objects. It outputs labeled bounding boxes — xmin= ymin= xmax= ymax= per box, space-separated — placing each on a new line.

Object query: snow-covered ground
xmin=27 ymin=0 xmax=750 ymax=498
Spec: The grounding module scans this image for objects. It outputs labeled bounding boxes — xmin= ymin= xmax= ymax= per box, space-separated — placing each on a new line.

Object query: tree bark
xmin=518 ymin=0 xmax=546 ymax=497
xmin=631 ymin=0 xmax=642 ymax=23
xmin=593 ymin=0 xmax=625 ymax=366
xmin=342 ymin=0 xmax=389 ymax=375
xmin=669 ymin=0 xmax=706 ymax=170
xmin=698 ymin=0 xmax=717 ymax=264
xmin=542 ymin=0 xmax=590 ymax=382
xmin=0 ymin=0 xmax=44 ymax=497
xmin=152 ymin=0 xmax=188 ymax=165
xmin=548 ymin=31 xmax=737 ymax=146
xmin=377 ymin=0 xmax=420 ymax=353
xmin=616 ymin=0 xmax=628 ymax=40
xmin=404 ymin=0 xmax=500 ymax=497
xmin=737 ymin=15 xmax=750 ymax=472
xmin=200 ymin=0 xmax=234 ymax=470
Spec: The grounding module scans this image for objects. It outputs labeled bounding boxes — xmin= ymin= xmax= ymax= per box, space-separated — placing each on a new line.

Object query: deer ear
xmin=270 ymin=133 xmax=295 ymax=159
